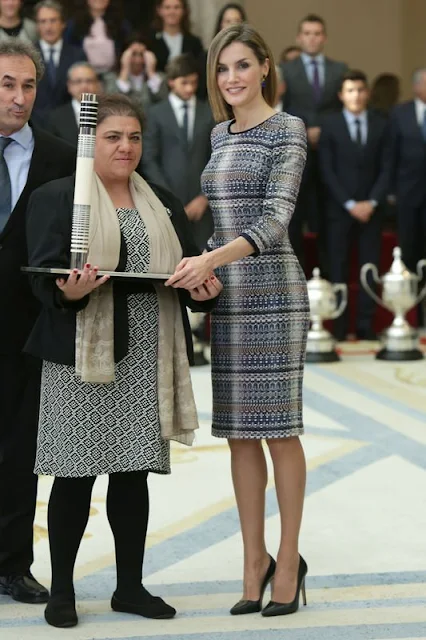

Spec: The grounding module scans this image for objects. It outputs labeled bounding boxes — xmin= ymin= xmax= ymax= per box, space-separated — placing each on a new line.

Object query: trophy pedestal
xmin=376 ymin=323 xmax=423 ymax=361
xmin=306 ymin=327 xmax=340 ymax=363
xmin=21 ymin=266 xmax=171 ymax=283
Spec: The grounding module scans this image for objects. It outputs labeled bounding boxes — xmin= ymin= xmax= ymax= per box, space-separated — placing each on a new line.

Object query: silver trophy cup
xmin=361 ymin=247 xmax=426 ymax=360
xmin=306 ymin=268 xmax=348 ymax=363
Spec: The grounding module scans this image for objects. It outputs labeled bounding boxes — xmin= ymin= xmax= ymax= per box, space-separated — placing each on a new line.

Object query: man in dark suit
xmin=0 ymin=39 xmax=75 ymax=604
xmin=142 ymin=53 xmax=214 ymax=251
xmin=32 ymin=0 xmax=86 ymax=123
xmin=390 ymin=68 xmax=426 ymax=277
xmin=281 ymin=14 xmax=348 ymax=273
xmin=319 ymin=70 xmax=391 ymax=340
xmin=47 ymin=61 xmax=99 ymax=147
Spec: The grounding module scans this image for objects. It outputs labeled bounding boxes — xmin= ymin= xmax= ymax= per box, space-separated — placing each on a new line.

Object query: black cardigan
xmin=24 ymin=176 xmax=216 ymax=366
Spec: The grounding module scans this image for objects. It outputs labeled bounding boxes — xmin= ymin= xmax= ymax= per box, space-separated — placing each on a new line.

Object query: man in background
xmin=47 ymin=61 xmax=98 ymax=147
xmin=281 ymin=14 xmax=348 ymax=272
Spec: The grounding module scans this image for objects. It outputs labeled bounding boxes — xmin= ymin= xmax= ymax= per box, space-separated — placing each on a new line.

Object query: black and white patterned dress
xmin=35 ymin=208 xmax=170 ymax=478
xmin=201 ymin=113 xmax=309 ymax=440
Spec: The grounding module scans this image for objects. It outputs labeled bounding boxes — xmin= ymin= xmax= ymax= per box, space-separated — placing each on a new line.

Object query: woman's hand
xmin=56 ymin=264 xmax=110 ymax=301
xmin=190 ymin=275 xmax=223 ymax=301
xmin=165 ymin=254 xmax=213 ymax=290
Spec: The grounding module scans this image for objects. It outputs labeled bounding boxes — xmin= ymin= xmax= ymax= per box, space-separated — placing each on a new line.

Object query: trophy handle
xmin=360 ymin=263 xmax=387 ymax=309
xmin=329 ymin=283 xmax=347 ymax=319
xmin=414 ymin=259 xmax=426 ymax=305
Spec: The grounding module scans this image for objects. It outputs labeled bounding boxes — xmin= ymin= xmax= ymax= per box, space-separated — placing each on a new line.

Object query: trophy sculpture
xmin=22 ymin=93 xmax=170 ymax=283
xmin=306 ymin=268 xmax=348 ymax=363
xmin=361 ymin=247 xmax=426 ymax=360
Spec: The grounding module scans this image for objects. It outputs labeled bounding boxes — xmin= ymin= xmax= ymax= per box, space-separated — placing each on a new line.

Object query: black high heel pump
xmin=230 ymin=554 xmax=276 ymax=615
xmin=261 ymin=554 xmax=307 ymax=617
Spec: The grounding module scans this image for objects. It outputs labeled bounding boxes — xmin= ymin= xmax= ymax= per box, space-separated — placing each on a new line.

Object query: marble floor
xmin=1 ymin=342 xmax=426 ymax=639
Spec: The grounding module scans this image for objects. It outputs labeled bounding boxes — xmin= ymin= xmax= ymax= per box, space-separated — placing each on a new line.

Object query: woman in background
xmin=0 ymin=0 xmax=36 ymax=42
xmin=64 ymin=0 xmax=130 ymax=75
xmin=212 ymin=3 xmax=246 ymax=37
xmin=167 ymin=24 xmax=309 ymax=618
xmin=148 ymin=0 xmax=203 ymax=73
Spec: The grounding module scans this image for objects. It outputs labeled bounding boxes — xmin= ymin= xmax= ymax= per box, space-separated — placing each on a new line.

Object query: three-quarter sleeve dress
xmin=201 ymin=112 xmax=309 ymax=439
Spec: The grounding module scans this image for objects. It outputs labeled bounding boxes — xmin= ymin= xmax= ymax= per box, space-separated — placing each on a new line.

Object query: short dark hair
xmin=279 ymin=45 xmax=301 ymax=63
xmin=298 ymin=14 xmax=326 ymax=34
xmin=0 ymin=40 xmax=44 ymax=83
xmin=97 ymin=94 xmax=145 ymax=132
xmin=34 ymin=0 xmax=65 ymax=21
xmin=340 ymin=69 xmax=368 ymax=92
xmin=166 ymin=53 xmax=199 ymax=81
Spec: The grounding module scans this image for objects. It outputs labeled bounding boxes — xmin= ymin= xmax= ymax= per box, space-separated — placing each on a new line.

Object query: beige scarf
xmin=74 ymin=172 xmax=199 ymax=446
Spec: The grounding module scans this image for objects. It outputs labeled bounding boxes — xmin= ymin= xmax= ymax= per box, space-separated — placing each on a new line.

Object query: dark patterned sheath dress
xmin=201 ymin=112 xmax=309 ymax=439
xmin=35 ymin=209 xmax=170 ymax=477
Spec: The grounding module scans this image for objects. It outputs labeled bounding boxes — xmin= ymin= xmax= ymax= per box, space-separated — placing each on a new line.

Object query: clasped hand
xmin=56 ymin=264 xmax=110 ymax=301
xmin=165 ymin=255 xmax=223 ymax=301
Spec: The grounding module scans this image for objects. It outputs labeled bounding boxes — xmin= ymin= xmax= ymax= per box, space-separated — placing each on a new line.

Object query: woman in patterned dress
xmin=25 ymin=95 xmax=222 ymax=628
xmin=166 ymin=25 xmax=309 ymax=617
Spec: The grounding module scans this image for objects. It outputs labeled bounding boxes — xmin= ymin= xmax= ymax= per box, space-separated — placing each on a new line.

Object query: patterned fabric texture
xmin=201 ymin=112 xmax=310 ymax=439
xmin=35 ymin=208 xmax=170 ymax=477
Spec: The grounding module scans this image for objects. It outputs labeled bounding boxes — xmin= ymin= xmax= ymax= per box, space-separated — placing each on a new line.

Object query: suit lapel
xmin=165 ymin=99 xmax=188 ymax=150
xmin=321 ymin=58 xmax=336 ymax=106
xmin=407 ymin=101 xmax=423 ymax=141
xmin=295 ymin=57 xmax=313 ymax=102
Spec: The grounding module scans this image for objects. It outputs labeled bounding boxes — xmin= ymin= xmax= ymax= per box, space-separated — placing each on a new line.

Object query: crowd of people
xmin=0 ymin=0 xmax=425 ymax=631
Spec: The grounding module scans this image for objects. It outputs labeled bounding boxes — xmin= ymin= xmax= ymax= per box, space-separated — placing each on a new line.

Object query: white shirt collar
xmin=343 ymin=108 xmax=367 ymax=123
xmin=1 ymin=122 xmax=33 ymax=149
xmin=169 ymin=92 xmax=196 ymax=110
xmin=301 ymin=52 xmax=325 ymax=65
xmin=39 ymin=38 xmax=63 ymax=53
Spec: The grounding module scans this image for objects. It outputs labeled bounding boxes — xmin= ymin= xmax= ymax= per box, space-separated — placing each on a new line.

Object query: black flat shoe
xmin=111 ymin=587 xmax=176 ymax=619
xmin=262 ymin=554 xmax=307 ymax=617
xmin=44 ymin=597 xmax=78 ymax=628
xmin=230 ymin=554 xmax=276 ymax=615
xmin=0 ymin=573 xmax=49 ymax=604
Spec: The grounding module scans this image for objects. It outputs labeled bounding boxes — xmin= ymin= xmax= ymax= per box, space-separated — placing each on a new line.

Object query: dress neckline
xmin=228 ymin=112 xmax=282 ymax=135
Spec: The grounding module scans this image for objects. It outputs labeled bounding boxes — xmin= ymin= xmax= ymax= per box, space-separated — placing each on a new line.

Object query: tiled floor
xmin=1 ymin=343 xmax=426 ymax=639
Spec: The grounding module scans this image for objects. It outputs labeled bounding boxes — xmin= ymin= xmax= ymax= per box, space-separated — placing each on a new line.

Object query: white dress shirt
xmin=341 ymin=110 xmax=377 ymax=211
xmin=39 ymin=38 xmax=63 ymax=66
xmin=1 ymin=123 xmax=34 ymax=211
xmin=300 ymin=52 xmax=325 ymax=87
xmin=162 ymin=31 xmax=183 ymax=61
xmin=116 ymin=73 xmax=163 ymax=95
xmin=343 ymin=109 xmax=368 ymax=145
xmin=168 ymin=93 xmax=196 ymax=142
xmin=414 ymin=98 xmax=426 ymax=127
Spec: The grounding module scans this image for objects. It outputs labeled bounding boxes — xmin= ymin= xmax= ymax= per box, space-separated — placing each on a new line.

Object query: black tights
xmin=48 ymin=471 xmax=149 ymax=600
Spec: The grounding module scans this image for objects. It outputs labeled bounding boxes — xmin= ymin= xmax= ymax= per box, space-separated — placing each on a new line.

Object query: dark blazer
xmin=32 ymin=41 xmax=87 ymax=120
xmin=281 ymin=56 xmax=348 ymax=128
xmin=47 ymin=102 xmax=78 ymax=147
xmin=25 ymin=177 xmax=217 ymax=367
xmin=390 ymin=100 xmax=426 ymax=207
xmin=142 ymin=97 xmax=214 ymax=248
xmin=148 ymin=31 xmax=204 ymax=73
xmin=142 ymin=98 xmax=213 ymax=205
xmin=0 ymin=127 xmax=76 ymax=355
xmin=318 ymin=110 xmax=391 ymax=215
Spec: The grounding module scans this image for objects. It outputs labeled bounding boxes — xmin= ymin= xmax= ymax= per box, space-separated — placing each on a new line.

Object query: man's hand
xmin=349 ymin=201 xmax=374 ymax=223
xmin=144 ymin=50 xmax=157 ymax=78
xmin=307 ymin=126 xmax=321 ymax=147
xmin=184 ymin=195 xmax=208 ymax=221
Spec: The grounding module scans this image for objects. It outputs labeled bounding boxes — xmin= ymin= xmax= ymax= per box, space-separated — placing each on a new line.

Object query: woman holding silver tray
xmin=24 ymin=94 xmax=222 ymax=628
